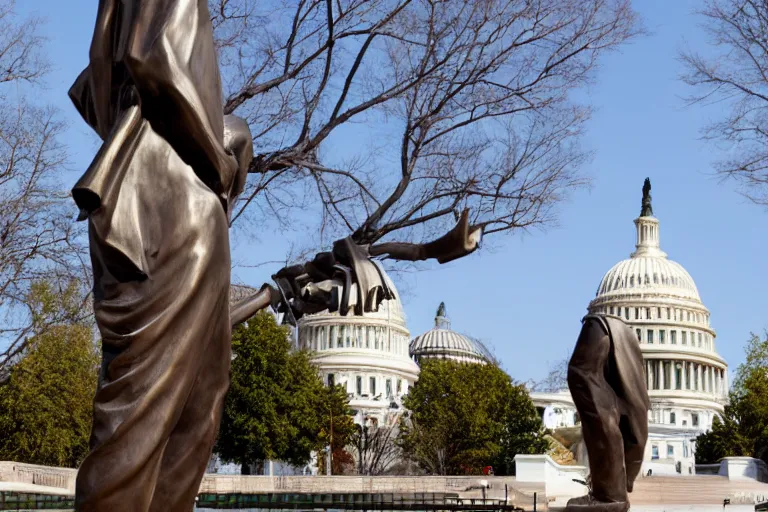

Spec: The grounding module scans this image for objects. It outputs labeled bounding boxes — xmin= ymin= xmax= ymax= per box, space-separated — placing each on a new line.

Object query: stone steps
xmin=629 ymin=475 xmax=768 ymax=505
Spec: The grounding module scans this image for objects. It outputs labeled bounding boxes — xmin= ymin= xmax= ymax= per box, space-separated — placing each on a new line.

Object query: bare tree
xmin=350 ymin=422 xmax=401 ymax=475
xmin=210 ymin=0 xmax=641 ymax=248
xmin=681 ymin=0 xmax=768 ymax=207
xmin=528 ymin=356 xmax=569 ymax=393
xmin=0 ymin=1 xmax=89 ymax=381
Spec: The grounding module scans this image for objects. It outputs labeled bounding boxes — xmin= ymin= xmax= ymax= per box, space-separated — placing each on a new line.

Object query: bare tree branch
xmin=0 ymin=2 xmax=89 ymax=380
xmin=211 ymin=0 xmax=641 ymax=255
xmin=681 ymin=0 xmax=768 ymax=208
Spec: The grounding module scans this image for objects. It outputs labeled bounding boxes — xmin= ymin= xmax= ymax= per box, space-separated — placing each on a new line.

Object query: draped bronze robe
xmin=70 ymin=1 xmax=242 ymax=510
xmin=567 ymin=314 xmax=650 ymax=508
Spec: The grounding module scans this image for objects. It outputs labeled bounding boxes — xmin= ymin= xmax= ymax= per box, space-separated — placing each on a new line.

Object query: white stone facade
xmin=297 ymin=273 xmax=419 ymax=427
xmin=531 ymin=391 xmax=580 ymax=430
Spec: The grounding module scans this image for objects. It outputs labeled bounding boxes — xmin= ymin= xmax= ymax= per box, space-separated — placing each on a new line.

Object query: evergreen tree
xmin=0 ymin=281 xmax=98 ymax=467
xmin=398 ymin=359 xmax=548 ymax=475
xmin=215 ymin=311 xmax=353 ymax=470
xmin=696 ymin=332 xmax=768 ymax=464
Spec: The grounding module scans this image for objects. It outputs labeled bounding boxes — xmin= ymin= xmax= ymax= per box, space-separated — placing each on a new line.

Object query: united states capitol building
xmin=298 ymin=286 xmax=491 ymax=428
xmin=531 ymin=182 xmax=729 ymax=476
xmin=211 ymin=180 xmax=729 ymax=477
xmin=298 ymin=179 xmax=729 ymax=476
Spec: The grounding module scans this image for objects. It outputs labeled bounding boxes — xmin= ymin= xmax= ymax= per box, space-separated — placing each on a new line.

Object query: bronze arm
xmin=230 ymin=285 xmax=278 ymax=327
xmin=367 ymin=209 xmax=482 ymax=263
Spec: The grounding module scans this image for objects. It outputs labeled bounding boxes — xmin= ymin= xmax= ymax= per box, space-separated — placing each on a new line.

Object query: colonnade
xmin=645 ymin=359 xmax=727 ymax=397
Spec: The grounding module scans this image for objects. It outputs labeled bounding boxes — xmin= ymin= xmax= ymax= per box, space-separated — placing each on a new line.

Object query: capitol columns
xmin=671 ymin=361 xmax=677 ymax=390
xmin=688 ymin=363 xmax=694 ymax=391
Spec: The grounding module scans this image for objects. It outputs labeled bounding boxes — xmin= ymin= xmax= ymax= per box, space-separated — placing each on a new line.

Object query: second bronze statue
xmin=565 ymin=314 xmax=650 ymax=512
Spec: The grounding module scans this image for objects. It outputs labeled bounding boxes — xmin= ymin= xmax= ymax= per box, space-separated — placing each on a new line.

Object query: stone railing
xmin=0 ymin=461 xmax=542 ymax=507
xmin=0 ymin=461 xmax=77 ymax=493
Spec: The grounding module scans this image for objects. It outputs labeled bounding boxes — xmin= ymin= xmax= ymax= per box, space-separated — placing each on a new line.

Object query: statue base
xmin=564 ymin=495 xmax=629 ymax=512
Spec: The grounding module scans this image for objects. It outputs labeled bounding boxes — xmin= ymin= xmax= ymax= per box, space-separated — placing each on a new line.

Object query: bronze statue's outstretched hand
xmin=248 ymin=210 xmax=483 ymax=326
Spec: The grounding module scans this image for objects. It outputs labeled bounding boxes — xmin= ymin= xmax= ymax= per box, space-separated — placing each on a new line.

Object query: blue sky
xmin=19 ymin=1 xmax=768 ymax=385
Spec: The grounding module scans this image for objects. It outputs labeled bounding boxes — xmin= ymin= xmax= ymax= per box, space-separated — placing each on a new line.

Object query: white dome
xmin=410 ymin=303 xmax=491 ymax=364
xmin=296 ymin=264 xmax=418 ymax=427
xmin=585 ymin=180 xmax=728 ymax=477
xmin=596 ymin=256 xmax=701 ymax=301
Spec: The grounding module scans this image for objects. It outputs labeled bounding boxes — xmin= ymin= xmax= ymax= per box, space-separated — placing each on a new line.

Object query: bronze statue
xmin=565 ymin=314 xmax=650 ymax=512
xmin=71 ymin=2 xmax=482 ymax=510
xmin=640 ymin=177 xmax=653 ymax=217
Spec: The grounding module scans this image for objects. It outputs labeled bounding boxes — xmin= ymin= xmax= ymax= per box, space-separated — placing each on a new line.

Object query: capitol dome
xmin=297 ymin=264 xmax=419 ymax=427
xmin=596 ymin=257 xmax=700 ymax=301
xmin=410 ymin=303 xmax=492 ymax=365
xmin=587 ymin=178 xmax=728 ymax=476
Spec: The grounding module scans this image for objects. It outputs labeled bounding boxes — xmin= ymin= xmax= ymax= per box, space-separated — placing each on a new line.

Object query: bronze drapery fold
xmin=72 ymin=1 xmax=243 ymax=510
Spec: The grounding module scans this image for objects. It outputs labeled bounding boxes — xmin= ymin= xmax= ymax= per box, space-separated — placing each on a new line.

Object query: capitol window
xmin=667 ymin=307 xmax=671 ymax=319
xmin=647 ymin=330 xmax=653 ymax=343
xmin=635 ymin=307 xmax=639 ymax=319
xmin=610 ymin=307 xmax=614 ymax=315
xmin=698 ymin=333 xmax=702 ymax=347
xmin=397 ymin=379 xmax=402 ymax=394
xmin=667 ymin=445 xmax=674 ymax=457
xmin=328 ymin=374 xmax=335 ymax=387
xmin=670 ymin=412 xmax=676 ymax=424
xmin=671 ymin=330 xmax=677 ymax=344
xmin=646 ymin=307 xmax=651 ymax=319
xmin=625 ymin=307 xmax=630 ymax=320
xmin=682 ymin=331 xmax=687 ymax=345
xmin=692 ymin=413 xmax=699 ymax=427
xmin=356 ymin=376 xmax=362 ymax=395
xmin=636 ymin=328 xmax=641 ymax=341
xmin=659 ymin=330 xmax=666 ymax=344
xmin=369 ymin=377 xmax=377 ymax=396
xmin=386 ymin=379 xmax=392 ymax=398
xmin=652 ymin=445 xmax=659 ymax=460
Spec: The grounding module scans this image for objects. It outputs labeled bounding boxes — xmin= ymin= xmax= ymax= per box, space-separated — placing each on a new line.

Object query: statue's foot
xmin=564 ymin=495 xmax=629 ymax=512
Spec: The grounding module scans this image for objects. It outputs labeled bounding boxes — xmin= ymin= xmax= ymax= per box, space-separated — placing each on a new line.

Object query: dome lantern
xmin=435 ymin=301 xmax=451 ymax=330
xmin=631 ymin=178 xmax=666 ymax=259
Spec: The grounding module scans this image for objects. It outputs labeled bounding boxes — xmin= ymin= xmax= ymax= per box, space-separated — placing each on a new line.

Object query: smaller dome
xmin=410 ymin=303 xmax=492 ymax=364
